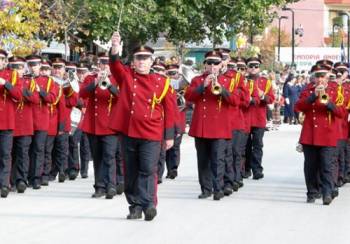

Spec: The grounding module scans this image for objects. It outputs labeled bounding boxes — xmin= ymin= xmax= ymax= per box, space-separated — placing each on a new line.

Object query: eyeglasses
xmin=248 ymin=64 xmax=260 ymax=69
xmin=166 ymin=71 xmax=178 ymax=76
xmin=206 ymin=60 xmax=221 ymax=66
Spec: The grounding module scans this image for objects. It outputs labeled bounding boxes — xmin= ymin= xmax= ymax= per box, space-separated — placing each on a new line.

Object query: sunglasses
xmin=237 ymin=66 xmax=246 ymax=71
xmin=314 ymin=72 xmax=327 ymax=78
xmin=206 ymin=60 xmax=221 ymax=66
xmin=153 ymin=67 xmax=164 ymax=73
xmin=11 ymin=64 xmax=25 ymax=69
xmin=134 ymin=55 xmax=151 ymax=61
xmin=53 ymin=65 xmax=64 ymax=69
xmin=28 ymin=62 xmax=41 ymax=67
xmin=66 ymin=68 xmax=76 ymax=73
xmin=99 ymin=60 xmax=109 ymax=65
xmin=167 ymin=71 xmax=178 ymax=76
xmin=248 ymin=64 xmax=260 ymax=69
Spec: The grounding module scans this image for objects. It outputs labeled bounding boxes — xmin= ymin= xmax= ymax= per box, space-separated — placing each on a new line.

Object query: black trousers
xmin=68 ymin=129 xmax=91 ymax=175
xmin=157 ymin=141 xmax=166 ymax=180
xmin=88 ymin=134 xmax=117 ymax=190
xmin=29 ymin=130 xmax=47 ymax=184
xmin=232 ymin=130 xmax=244 ymax=182
xmin=224 ymin=139 xmax=234 ymax=188
xmin=334 ymin=139 xmax=347 ymax=182
xmin=165 ymin=134 xmax=183 ymax=172
xmin=44 ymin=136 xmax=55 ymax=181
xmin=12 ymin=136 xmax=32 ymax=185
xmin=195 ymin=138 xmax=226 ymax=194
xmin=246 ymin=127 xmax=265 ymax=175
xmin=303 ymin=145 xmax=335 ymax=197
xmin=0 ymin=130 xmax=13 ymax=188
xmin=115 ymin=139 xmax=124 ymax=184
xmin=158 ymin=134 xmax=183 ymax=180
xmin=50 ymin=133 xmax=69 ymax=178
xmin=345 ymin=141 xmax=350 ymax=177
xmin=240 ymin=132 xmax=249 ymax=174
xmin=121 ymin=135 xmax=161 ymax=209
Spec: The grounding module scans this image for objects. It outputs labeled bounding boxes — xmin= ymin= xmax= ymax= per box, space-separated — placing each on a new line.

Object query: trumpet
xmin=176 ymin=89 xmax=186 ymax=111
xmin=209 ymin=74 xmax=222 ymax=95
xmin=316 ymin=84 xmax=328 ymax=104
xmin=62 ymin=70 xmax=80 ymax=93
xmin=98 ymin=70 xmax=111 ymax=90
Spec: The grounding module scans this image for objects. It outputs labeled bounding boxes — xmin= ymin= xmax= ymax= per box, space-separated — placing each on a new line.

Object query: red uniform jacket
xmin=223 ymin=70 xmax=250 ymax=132
xmin=248 ymin=76 xmax=275 ymax=128
xmin=0 ymin=69 xmax=22 ymax=130
xmin=242 ymin=78 xmax=260 ymax=133
xmin=32 ymin=76 xmax=59 ymax=131
xmin=109 ymin=58 xmax=176 ymax=141
xmin=342 ymin=82 xmax=350 ymax=139
xmin=185 ymin=73 xmax=241 ymax=139
xmin=47 ymin=86 xmax=66 ymax=136
xmin=14 ymin=76 xmax=40 ymax=137
xmin=80 ymin=74 xmax=118 ymax=135
xmin=295 ymin=82 xmax=343 ymax=147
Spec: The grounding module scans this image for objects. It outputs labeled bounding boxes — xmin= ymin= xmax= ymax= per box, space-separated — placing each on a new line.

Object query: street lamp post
xmin=278 ymin=16 xmax=288 ymax=62
xmin=340 ymin=12 xmax=350 ymax=64
xmin=282 ymin=7 xmax=295 ymax=66
xmin=332 ymin=23 xmax=340 ymax=47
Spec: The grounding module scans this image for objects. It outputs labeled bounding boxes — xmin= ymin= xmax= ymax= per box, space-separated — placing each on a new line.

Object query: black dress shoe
xmin=144 ymin=207 xmax=157 ymax=221
xmin=1 ymin=186 xmax=9 ymax=198
xmin=336 ymin=179 xmax=344 ymax=187
xmin=127 ymin=206 xmax=142 ymax=220
xmin=168 ymin=170 xmax=178 ymax=179
xmin=17 ymin=181 xmax=27 ymax=193
xmin=315 ymin=193 xmax=322 ymax=199
xmin=41 ymin=178 xmax=49 ymax=186
xmin=306 ymin=196 xmax=316 ymax=203
xmin=332 ymin=188 xmax=339 ymax=199
xmin=242 ymin=171 xmax=252 ymax=179
xmin=91 ymin=189 xmax=106 ymax=198
xmin=237 ymin=181 xmax=244 ymax=188
xmin=223 ymin=186 xmax=233 ymax=196
xmin=253 ymin=172 xmax=264 ymax=180
xmin=198 ymin=192 xmax=212 ymax=199
xmin=68 ymin=170 xmax=78 ymax=181
xmin=344 ymin=175 xmax=350 ymax=183
xmin=157 ymin=179 xmax=162 ymax=184
xmin=81 ymin=173 xmax=88 ymax=179
xmin=58 ymin=173 xmax=66 ymax=183
xmin=106 ymin=187 xmax=117 ymax=199
xmin=32 ymin=181 xmax=41 ymax=190
xmin=323 ymin=195 xmax=333 ymax=205
xmin=116 ymin=183 xmax=124 ymax=195
xmin=213 ymin=191 xmax=224 ymax=201
xmin=232 ymin=182 xmax=240 ymax=191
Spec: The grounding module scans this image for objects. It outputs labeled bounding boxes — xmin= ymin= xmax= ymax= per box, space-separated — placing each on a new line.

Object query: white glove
xmin=285 ymin=98 xmax=290 ymax=105
xmin=0 ymin=77 xmax=6 ymax=85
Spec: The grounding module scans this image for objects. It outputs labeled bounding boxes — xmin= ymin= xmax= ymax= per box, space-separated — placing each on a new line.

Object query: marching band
xmin=1 ymin=30 xmax=350 ymax=221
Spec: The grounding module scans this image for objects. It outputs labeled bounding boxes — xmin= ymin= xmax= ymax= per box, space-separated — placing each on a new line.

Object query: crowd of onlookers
xmin=263 ymin=66 xmax=310 ymax=131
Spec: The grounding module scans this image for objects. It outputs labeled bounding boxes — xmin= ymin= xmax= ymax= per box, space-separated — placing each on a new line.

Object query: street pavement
xmin=0 ymin=124 xmax=349 ymax=244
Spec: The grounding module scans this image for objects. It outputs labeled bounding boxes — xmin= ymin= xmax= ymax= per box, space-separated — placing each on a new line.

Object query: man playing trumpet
xmin=185 ymin=51 xmax=241 ymax=201
xmin=295 ymin=63 xmax=343 ymax=205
